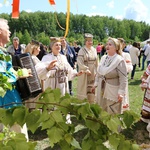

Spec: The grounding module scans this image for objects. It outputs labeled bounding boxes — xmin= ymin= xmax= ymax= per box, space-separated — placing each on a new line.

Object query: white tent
xmin=140 ymin=38 xmax=150 ymax=47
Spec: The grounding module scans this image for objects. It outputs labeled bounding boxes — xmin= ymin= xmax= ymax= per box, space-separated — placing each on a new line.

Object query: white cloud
xmin=115 ymin=15 xmax=123 ymax=20
xmin=25 ymin=9 xmax=32 ymax=13
xmin=106 ymin=0 xmax=114 ymax=8
xmin=4 ymin=1 xmax=10 ymax=7
xmin=91 ymin=5 xmax=97 ymax=10
xmin=0 ymin=1 xmax=10 ymax=8
xmin=124 ymin=0 xmax=148 ymax=23
xmin=0 ymin=3 xmax=3 ymax=8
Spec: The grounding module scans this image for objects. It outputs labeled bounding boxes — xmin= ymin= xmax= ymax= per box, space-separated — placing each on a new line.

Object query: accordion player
xmin=12 ymin=52 xmax=42 ymax=100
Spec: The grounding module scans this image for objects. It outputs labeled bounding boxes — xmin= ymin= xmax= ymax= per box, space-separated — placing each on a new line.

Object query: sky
xmin=0 ymin=0 xmax=150 ymax=25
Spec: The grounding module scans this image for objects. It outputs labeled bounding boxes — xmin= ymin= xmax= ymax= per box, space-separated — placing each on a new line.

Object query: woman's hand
xmin=86 ymin=70 xmax=91 ymax=76
xmin=91 ymin=86 xmax=97 ymax=94
xmin=47 ymin=60 xmax=57 ymax=71
xmin=76 ymin=70 xmax=84 ymax=76
xmin=118 ymin=94 xmax=123 ymax=102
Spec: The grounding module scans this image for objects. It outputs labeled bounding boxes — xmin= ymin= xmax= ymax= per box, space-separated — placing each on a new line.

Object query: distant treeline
xmin=0 ymin=11 xmax=150 ymax=46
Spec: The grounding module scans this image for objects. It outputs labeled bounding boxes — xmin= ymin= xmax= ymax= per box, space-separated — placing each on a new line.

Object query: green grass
xmin=128 ymin=68 xmax=144 ymax=117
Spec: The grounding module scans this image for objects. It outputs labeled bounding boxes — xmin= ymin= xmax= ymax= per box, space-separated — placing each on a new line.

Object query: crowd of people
xmin=0 ymin=17 xmax=150 ymax=140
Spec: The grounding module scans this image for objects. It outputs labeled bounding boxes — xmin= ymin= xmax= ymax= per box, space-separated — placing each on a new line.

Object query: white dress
xmin=122 ymin=52 xmax=133 ymax=111
xmin=36 ymin=53 xmax=77 ymax=96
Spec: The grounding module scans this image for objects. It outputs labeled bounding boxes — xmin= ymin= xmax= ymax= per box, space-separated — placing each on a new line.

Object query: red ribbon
xmin=12 ymin=0 xmax=20 ymax=19
xmin=49 ymin=0 xmax=55 ymax=5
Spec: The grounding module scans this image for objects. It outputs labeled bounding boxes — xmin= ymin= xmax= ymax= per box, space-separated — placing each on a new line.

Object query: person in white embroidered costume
xmin=77 ymin=33 xmax=98 ymax=103
xmin=118 ymin=38 xmax=133 ymax=111
xmin=92 ymin=37 xmax=128 ymax=114
xmin=36 ymin=37 xmax=82 ymax=96
xmin=140 ymin=64 xmax=150 ymax=137
xmin=24 ymin=40 xmax=42 ymax=109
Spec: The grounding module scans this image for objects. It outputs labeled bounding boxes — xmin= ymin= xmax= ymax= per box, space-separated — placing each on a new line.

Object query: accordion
xmin=12 ymin=53 xmax=42 ymax=100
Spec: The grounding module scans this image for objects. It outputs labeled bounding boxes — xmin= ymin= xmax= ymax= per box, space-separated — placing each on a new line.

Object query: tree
xmin=22 ymin=29 xmax=31 ymax=45
xmin=0 ymin=54 xmax=141 ymax=150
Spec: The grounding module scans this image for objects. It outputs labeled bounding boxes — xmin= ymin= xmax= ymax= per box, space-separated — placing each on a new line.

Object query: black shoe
xmin=70 ymin=91 xmax=73 ymax=96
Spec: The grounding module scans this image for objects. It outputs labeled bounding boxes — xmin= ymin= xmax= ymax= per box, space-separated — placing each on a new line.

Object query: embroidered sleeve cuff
xmin=118 ymin=89 xmax=125 ymax=95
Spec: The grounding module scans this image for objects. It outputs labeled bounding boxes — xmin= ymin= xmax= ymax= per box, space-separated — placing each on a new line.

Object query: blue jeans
xmin=142 ymin=55 xmax=146 ymax=70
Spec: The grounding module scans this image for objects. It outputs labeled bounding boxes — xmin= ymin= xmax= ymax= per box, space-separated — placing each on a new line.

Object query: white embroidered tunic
xmin=35 ymin=53 xmax=77 ymax=96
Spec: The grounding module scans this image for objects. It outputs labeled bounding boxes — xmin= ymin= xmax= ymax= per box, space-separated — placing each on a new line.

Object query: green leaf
xmin=106 ymin=117 xmax=121 ymax=133
xmin=50 ymin=110 xmax=64 ymax=123
xmin=47 ymin=126 xmax=64 ymax=147
xmin=118 ymin=140 xmax=131 ymax=150
xmin=70 ymin=138 xmax=81 ymax=149
xmin=7 ymin=133 xmax=36 ymax=150
xmin=59 ymin=140 xmax=74 ymax=150
xmin=64 ymin=133 xmax=72 ymax=144
xmin=0 ymin=109 xmax=14 ymax=126
xmin=12 ymin=107 xmax=27 ymax=126
xmin=41 ymin=118 xmax=55 ymax=130
xmin=95 ymin=139 xmax=108 ymax=150
xmin=82 ymin=139 xmax=93 ymax=150
xmin=0 ymin=133 xmax=5 ymax=140
xmin=37 ymin=109 xmax=50 ymax=123
xmin=0 ymin=87 xmax=6 ymax=97
xmin=1 ymin=146 xmax=13 ymax=150
xmin=109 ymin=134 xmax=120 ymax=149
xmin=5 ymin=55 xmax=11 ymax=62
xmin=53 ymin=88 xmax=61 ymax=102
xmin=42 ymin=92 xmax=55 ymax=103
xmin=77 ymin=103 xmax=93 ymax=120
xmin=58 ymin=122 xmax=69 ymax=132
xmin=123 ymin=111 xmax=138 ymax=128
xmin=131 ymin=143 xmax=140 ymax=150
xmin=59 ymin=99 xmax=72 ymax=115
xmin=26 ymin=110 xmax=41 ymax=133
xmin=90 ymin=104 xmax=101 ymax=118
xmin=85 ymin=120 xmax=100 ymax=133
xmin=100 ymin=110 xmax=111 ymax=124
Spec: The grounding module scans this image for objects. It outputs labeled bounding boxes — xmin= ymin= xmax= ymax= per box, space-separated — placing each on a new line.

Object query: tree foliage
xmin=0 ymin=88 xmax=140 ymax=150
xmin=0 ymin=11 xmax=150 ymax=46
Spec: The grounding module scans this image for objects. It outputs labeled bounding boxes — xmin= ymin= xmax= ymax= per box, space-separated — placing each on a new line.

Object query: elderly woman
xmin=92 ymin=37 xmax=128 ymax=114
xmin=77 ymin=33 xmax=98 ymax=103
xmin=36 ymin=37 xmax=82 ymax=96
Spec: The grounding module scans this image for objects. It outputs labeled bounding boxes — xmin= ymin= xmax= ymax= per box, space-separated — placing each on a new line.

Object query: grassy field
xmin=128 ymin=68 xmax=144 ymax=116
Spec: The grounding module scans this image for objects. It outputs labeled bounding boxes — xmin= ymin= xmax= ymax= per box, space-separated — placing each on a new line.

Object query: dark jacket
xmin=60 ymin=45 xmax=77 ymax=69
